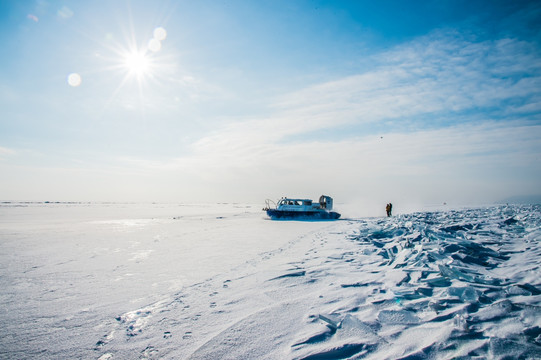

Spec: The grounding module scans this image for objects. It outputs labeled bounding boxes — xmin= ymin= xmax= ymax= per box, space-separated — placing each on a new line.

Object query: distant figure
xmin=386 ymin=203 xmax=393 ymax=217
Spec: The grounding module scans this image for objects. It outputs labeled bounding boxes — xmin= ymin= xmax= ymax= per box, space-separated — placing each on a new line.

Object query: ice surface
xmin=1 ymin=203 xmax=540 ymax=359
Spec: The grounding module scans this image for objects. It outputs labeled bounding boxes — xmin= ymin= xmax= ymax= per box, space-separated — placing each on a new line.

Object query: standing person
xmin=385 ymin=203 xmax=391 ymax=217
xmin=388 ymin=203 xmax=392 ymax=217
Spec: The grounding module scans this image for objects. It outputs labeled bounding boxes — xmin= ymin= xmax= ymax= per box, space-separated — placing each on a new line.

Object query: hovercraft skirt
xmin=266 ymin=209 xmax=341 ymax=220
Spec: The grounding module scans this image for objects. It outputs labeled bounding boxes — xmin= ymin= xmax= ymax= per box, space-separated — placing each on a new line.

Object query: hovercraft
xmin=263 ymin=195 xmax=341 ymax=220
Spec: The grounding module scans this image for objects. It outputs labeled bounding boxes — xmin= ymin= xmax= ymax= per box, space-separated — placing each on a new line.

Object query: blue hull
xmin=266 ymin=209 xmax=341 ymax=220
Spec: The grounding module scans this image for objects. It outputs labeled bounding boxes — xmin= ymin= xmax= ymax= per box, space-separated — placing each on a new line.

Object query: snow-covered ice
xmin=1 ymin=202 xmax=540 ymax=359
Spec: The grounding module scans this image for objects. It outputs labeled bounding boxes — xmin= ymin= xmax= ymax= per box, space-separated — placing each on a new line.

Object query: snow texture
xmin=1 ymin=203 xmax=540 ymax=359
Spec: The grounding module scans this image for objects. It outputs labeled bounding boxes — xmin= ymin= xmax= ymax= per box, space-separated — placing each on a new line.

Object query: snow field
xmin=1 ymin=203 xmax=540 ymax=359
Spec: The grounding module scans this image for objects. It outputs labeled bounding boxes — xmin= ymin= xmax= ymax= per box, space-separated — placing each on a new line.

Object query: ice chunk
xmin=391 ymin=248 xmax=412 ymax=268
xmin=317 ymin=314 xmax=379 ymax=343
xmin=424 ymin=276 xmax=452 ymax=287
xmin=447 ymin=286 xmax=480 ymax=302
xmin=441 ymin=224 xmax=474 ymax=233
xmin=439 ymin=264 xmax=475 ymax=283
xmin=506 ymin=285 xmax=532 ymax=296
xmin=470 ymin=300 xmax=513 ymax=322
xmin=371 ymin=240 xmax=385 ymax=248
xmin=416 ymin=287 xmax=433 ymax=297
xmin=319 ymin=314 xmax=341 ymax=329
xmin=517 ymin=283 xmax=541 ymax=295
xmin=393 ymin=288 xmax=425 ymax=301
xmin=502 ymin=217 xmax=519 ymax=226
xmin=378 ymin=309 xmax=419 ymax=325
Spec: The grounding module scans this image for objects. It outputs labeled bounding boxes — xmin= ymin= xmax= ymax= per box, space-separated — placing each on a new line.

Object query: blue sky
xmin=0 ymin=0 xmax=540 ymax=209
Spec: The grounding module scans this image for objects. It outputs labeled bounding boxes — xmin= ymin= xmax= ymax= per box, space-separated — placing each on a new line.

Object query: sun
xmin=92 ymin=26 xmax=169 ymax=99
xmin=123 ymin=50 xmax=150 ymax=78
xmin=118 ymin=27 xmax=167 ymax=83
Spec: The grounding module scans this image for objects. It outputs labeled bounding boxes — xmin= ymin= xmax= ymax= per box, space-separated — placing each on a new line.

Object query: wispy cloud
xmin=185 ymin=30 xmax=540 ymax=151
xmin=273 ymin=31 xmax=540 ymax=128
xmin=152 ymin=30 xmax=539 ymax=183
xmin=141 ymin=30 xmax=541 ymax=203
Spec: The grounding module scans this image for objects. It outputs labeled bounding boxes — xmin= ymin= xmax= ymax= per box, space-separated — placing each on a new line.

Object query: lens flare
xmin=153 ymin=27 xmax=167 ymax=41
xmin=67 ymin=73 xmax=82 ymax=87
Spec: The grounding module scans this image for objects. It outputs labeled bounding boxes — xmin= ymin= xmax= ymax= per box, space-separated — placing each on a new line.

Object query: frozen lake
xmin=0 ymin=203 xmax=331 ymax=358
xmin=1 ymin=202 xmax=540 ymax=359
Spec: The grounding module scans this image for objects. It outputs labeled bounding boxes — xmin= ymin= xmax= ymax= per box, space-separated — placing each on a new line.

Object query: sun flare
xmin=124 ymin=51 xmax=150 ymax=77
xmin=101 ymin=26 xmax=169 ymax=96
